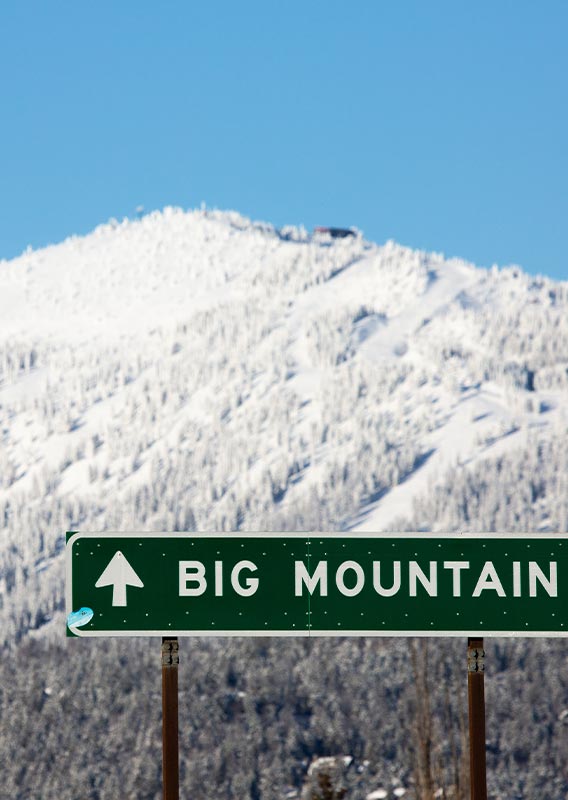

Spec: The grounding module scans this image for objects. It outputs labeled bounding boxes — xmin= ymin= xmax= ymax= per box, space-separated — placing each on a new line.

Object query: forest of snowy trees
xmin=1 ymin=209 xmax=568 ymax=798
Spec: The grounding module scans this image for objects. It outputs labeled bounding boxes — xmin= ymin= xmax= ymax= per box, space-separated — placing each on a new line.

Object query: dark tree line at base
xmin=2 ymin=633 xmax=568 ymax=800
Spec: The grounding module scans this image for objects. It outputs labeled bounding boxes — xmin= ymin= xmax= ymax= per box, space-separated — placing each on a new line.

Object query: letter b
xmin=179 ymin=561 xmax=207 ymax=596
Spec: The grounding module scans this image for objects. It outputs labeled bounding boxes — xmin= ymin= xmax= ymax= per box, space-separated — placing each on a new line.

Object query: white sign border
xmin=66 ymin=531 xmax=568 ymax=638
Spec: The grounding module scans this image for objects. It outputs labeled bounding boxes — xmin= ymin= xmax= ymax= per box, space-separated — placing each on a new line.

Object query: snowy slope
xmin=1 ymin=207 xmax=567 ymax=643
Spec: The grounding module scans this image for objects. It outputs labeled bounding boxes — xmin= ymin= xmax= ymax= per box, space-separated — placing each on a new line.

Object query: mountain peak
xmin=1 ymin=207 xmax=567 ymax=647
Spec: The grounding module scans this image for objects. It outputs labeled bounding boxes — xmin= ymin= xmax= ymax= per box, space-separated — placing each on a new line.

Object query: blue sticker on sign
xmin=67 ymin=607 xmax=94 ymax=628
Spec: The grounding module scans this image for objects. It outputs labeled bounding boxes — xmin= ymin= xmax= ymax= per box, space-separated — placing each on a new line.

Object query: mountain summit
xmin=0 ymin=207 xmax=567 ymax=643
xmin=2 ymin=207 xmax=568 ymax=800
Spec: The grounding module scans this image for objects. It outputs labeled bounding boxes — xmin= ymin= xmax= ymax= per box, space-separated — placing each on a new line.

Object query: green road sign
xmin=65 ymin=532 xmax=568 ymax=637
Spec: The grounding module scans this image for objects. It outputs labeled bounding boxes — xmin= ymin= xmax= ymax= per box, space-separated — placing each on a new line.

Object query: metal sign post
xmin=467 ymin=637 xmax=487 ymax=800
xmin=162 ymin=637 xmax=179 ymax=800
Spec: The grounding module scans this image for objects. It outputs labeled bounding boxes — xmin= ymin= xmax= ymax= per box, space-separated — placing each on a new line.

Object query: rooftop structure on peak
xmin=314 ymin=226 xmax=356 ymax=239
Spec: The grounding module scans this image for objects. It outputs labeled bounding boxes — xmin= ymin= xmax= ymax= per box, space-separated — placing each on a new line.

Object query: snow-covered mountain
xmin=2 ymin=207 xmax=568 ymax=800
xmin=1 ymin=207 xmax=567 ymax=645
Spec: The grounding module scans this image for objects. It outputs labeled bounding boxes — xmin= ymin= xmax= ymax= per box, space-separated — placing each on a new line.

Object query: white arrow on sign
xmin=95 ymin=550 xmax=144 ymax=607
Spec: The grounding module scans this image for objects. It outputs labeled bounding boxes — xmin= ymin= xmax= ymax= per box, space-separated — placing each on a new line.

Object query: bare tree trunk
xmin=445 ymin=679 xmax=460 ymax=800
xmin=457 ymin=678 xmax=469 ymax=800
xmin=409 ymin=639 xmax=435 ymax=800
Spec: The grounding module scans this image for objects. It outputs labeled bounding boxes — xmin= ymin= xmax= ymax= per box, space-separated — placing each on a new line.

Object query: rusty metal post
xmin=162 ymin=637 xmax=179 ymax=800
xmin=467 ymin=637 xmax=487 ymax=800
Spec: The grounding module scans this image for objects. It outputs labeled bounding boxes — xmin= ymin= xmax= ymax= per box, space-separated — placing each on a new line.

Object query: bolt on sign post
xmin=66 ymin=532 xmax=568 ymax=798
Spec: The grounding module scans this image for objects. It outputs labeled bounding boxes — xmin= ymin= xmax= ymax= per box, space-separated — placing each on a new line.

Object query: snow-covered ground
xmin=351 ymin=381 xmax=562 ymax=532
xmin=1 ymin=207 xmax=567 ymax=643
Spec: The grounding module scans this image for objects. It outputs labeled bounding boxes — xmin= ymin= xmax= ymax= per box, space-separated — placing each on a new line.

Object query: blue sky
xmin=1 ymin=1 xmax=567 ymax=279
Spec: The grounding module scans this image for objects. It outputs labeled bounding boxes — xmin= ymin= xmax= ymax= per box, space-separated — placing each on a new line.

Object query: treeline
xmin=396 ymin=427 xmax=568 ymax=535
xmin=2 ymin=633 xmax=568 ymax=799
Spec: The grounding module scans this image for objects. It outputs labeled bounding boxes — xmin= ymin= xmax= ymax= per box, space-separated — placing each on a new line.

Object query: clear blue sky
xmin=1 ymin=1 xmax=567 ymax=279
